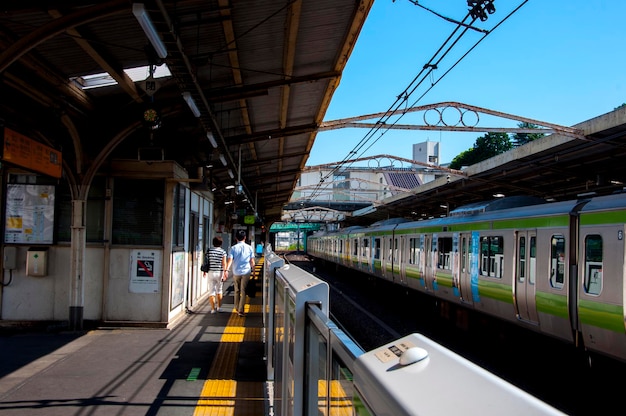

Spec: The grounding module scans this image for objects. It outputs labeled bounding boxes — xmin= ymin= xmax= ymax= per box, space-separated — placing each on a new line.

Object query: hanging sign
xmin=139 ymin=75 xmax=162 ymax=97
xmin=1 ymin=128 xmax=62 ymax=178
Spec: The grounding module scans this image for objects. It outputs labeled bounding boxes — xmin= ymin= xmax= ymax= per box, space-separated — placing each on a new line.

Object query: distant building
xmin=293 ymin=140 xmax=444 ymax=205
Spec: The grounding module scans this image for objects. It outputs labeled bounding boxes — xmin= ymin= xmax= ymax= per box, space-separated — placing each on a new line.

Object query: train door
xmin=362 ymin=237 xmax=371 ymax=274
xmin=399 ymin=235 xmax=408 ymax=286
xmin=514 ymin=230 xmax=538 ymax=323
xmin=391 ymin=235 xmax=400 ymax=283
xmin=381 ymin=237 xmax=392 ymax=281
xmin=458 ymin=233 xmax=473 ymax=304
xmin=373 ymin=237 xmax=382 ymax=277
xmin=423 ymin=234 xmax=436 ymax=292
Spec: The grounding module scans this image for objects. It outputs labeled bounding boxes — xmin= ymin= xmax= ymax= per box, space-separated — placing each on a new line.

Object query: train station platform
xmin=0 ymin=269 xmax=267 ymax=416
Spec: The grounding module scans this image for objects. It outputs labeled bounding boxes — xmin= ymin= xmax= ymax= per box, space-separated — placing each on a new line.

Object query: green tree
xmin=449 ymin=132 xmax=512 ymax=170
xmin=512 ymin=122 xmax=545 ymax=147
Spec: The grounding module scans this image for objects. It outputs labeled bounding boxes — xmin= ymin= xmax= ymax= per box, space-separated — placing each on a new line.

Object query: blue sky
xmin=307 ymin=0 xmax=626 ymax=167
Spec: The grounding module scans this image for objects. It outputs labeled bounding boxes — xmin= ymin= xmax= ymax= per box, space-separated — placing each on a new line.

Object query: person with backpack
xmin=201 ymin=236 xmax=228 ymax=313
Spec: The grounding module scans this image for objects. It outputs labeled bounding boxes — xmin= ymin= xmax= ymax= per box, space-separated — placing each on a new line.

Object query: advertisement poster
xmin=129 ymin=250 xmax=161 ymax=293
xmin=4 ymin=184 xmax=55 ymax=244
xmin=170 ymin=251 xmax=184 ymax=308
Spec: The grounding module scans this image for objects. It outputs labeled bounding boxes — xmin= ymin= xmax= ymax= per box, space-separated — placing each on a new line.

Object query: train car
xmin=307 ymin=194 xmax=626 ymax=363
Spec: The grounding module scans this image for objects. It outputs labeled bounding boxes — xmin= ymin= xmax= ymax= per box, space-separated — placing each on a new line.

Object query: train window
xmin=339 ymin=239 xmax=343 ymax=254
xmin=353 ymin=239 xmax=358 ymax=256
xmin=583 ymin=235 xmax=603 ymax=295
xmin=550 ymin=235 xmax=565 ymax=289
xmin=438 ymin=236 xmax=453 ymax=270
xmin=529 ymin=236 xmax=537 ymax=285
xmin=393 ymin=238 xmax=398 ymax=262
xmin=518 ymin=236 xmax=526 ymax=282
xmin=461 ymin=237 xmax=467 ymax=272
xmin=480 ymin=236 xmax=503 ymax=278
xmin=409 ymin=238 xmax=419 ymax=265
xmin=361 ymin=238 xmax=368 ymax=257
xmin=388 ymin=238 xmax=393 ymax=261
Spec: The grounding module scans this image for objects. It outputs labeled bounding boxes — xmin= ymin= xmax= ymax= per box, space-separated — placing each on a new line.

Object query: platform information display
xmin=4 ymin=184 xmax=55 ymax=244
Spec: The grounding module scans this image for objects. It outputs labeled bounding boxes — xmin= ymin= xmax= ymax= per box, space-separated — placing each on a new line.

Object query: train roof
xmin=308 ymin=193 xmax=626 ymax=237
xmin=579 ymin=191 xmax=626 ymax=212
xmin=448 ymin=196 xmax=546 ymax=216
xmin=392 ymin=197 xmax=584 ymax=231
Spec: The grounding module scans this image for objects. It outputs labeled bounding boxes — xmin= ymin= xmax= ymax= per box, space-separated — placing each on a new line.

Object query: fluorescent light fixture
xmin=219 ymin=153 xmax=227 ymax=166
xmin=228 ymin=169 xmax=235 ymax=179
xmin=182 ymin=92 xmax=201 ymax=117
xmin=132 ymin=3 xmax=168 ymax=59
xmin=225 ymin=185 xmax=235 ymax=190
xmin=207 ymin=132 xmax=218 ymax=148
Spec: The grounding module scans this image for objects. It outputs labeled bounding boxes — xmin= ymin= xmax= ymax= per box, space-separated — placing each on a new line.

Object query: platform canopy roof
xmin=0 ymin=0 xmax=374 ymax=225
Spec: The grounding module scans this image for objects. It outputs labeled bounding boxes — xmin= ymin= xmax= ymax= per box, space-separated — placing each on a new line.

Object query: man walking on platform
xmin=226 ymin=230 xmax=255 ymax=316
xmin=202 ymin=236 xmax=228 ymax=313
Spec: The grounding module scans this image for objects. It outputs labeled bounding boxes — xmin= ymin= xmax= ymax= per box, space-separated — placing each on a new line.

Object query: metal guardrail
xmin=263 ymin=247 xmax=565 ymax=416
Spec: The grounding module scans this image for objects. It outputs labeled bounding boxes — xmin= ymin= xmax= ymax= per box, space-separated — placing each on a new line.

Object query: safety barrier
xmin=262 ymin=247 xmax=564 ymax=416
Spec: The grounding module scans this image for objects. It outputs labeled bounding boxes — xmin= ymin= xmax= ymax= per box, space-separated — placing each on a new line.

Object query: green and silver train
xmin=307 ymin=193 xmax=626 ymax=363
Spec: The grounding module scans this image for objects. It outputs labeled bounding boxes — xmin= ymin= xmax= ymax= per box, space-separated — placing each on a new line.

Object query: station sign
xmin=1 ymin=128 xmax=62 ymax=178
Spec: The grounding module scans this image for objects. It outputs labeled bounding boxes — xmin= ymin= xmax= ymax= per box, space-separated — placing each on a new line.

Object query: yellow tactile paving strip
xmin=194 ymin=263 xmax=266 ymax=416
xmin=318 ymin=380 xmax=354 ymax=416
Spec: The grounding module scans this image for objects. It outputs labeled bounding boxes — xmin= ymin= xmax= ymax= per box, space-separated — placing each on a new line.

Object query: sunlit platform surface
xmin=0 ymin=266 xmax=267 ymax=416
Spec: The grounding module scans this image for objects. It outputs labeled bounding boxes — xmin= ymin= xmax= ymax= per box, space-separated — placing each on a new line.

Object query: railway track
xmin=284 ymin=252 xmax=625 ymax=416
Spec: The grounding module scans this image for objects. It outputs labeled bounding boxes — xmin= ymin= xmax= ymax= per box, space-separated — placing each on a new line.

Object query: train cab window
xmin=550 ymin=235 xmax=566 ymax=289
xmin=374 ymin=238 xmax=381 ymax=260
xmin=583 ymin=235 xmax=603 ymax=295
xmin=438 ymin=236 xmax=453 ymax=270
xmin=480 ymin=236 xmax=503 ymax=278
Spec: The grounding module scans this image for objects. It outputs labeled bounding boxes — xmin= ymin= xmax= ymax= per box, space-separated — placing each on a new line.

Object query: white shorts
xmin=208 ymin=270 xmax=224 ymax=297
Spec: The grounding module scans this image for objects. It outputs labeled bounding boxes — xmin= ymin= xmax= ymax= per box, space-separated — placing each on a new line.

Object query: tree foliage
xmin=512 ymin=122 xmax=545 ymax=147
xmin=448 ymin=123 xmax=548 ymax=170
xmin=449 ymin=132 xmax=512 ymax=170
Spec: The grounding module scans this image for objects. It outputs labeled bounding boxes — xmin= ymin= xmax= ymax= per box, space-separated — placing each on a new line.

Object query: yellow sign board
xmin=2 ymin=128 xmax=62 ymax=178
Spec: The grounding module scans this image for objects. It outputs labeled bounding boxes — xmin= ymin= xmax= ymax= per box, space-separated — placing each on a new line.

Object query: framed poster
xmin=129 ymin=250 xmax=161 ymax=293
xmin=4 ymin=184 xmax=55 ymax=244
xmin=170 ymin=251 xmax=184 ymax=308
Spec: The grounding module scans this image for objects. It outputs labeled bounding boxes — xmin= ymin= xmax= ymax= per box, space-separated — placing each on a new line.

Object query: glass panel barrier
xmin=306 ymin=304 xmax=364 ymax=416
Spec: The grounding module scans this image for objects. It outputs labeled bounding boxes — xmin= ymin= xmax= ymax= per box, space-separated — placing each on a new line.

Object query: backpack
xmin=200 ymin=251 xmax=210 ymax=272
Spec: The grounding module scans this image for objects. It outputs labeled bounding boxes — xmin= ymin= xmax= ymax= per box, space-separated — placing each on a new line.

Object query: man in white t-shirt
xmin=226 ymin=230 xmax=255 ymax=316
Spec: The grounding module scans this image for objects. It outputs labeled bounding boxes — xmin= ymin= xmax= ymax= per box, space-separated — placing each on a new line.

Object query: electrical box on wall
xmin=3 ymin=246 xmax=17 ymax=270
xmin=27 ymin=247 xmax=48 ymax=277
